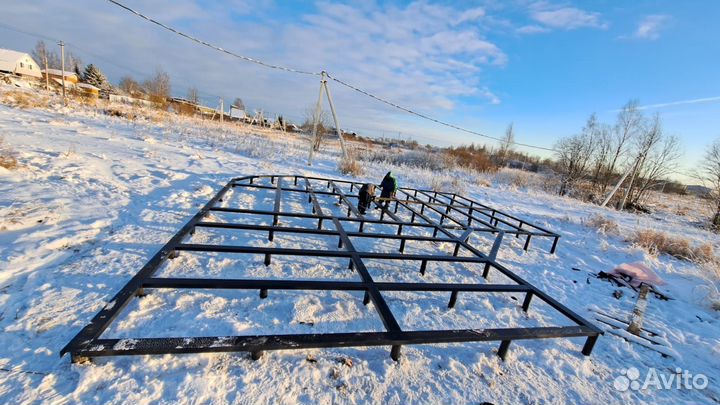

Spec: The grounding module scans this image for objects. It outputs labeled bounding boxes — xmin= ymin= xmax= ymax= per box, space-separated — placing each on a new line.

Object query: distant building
xmin=77 ymin=82 xmax=100 ymax=97
xmin=229 ymin=106 xmax=246 ymax=120
xmin=0 ymin=48 xmax=42 ymax=79
xmin=109 ymin=94 xmax=159 ymax=108
xmin=42 ymin=68 xmax=79 ymax=85
xmin=686 ymin=185 xmax=711 ymax=197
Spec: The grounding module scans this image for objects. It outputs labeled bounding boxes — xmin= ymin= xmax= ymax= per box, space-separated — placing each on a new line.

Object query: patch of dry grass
xmin=630 ymin=229 xmax=720 ymax=310
xmin=338 ymin=154 xmax=363 ymax=176
xmin=585 ymin=214 xmax=619 ymax=234
xmin=0 ymin=90 xmax=50 ymax=109
xmin=430 ymin=175 xmax=466 ymax=195
xmin=0 ymin=136 xmax=18 ymax=170
xmin=630 ymin=229 xmax=716 ymax=263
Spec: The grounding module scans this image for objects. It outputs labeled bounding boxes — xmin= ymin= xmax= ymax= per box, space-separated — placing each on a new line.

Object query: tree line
xmin=30 ymin=41 xmax=246 ymax=112
xmin=554 ymin=100 xmax=680 ymax=208
xmin=551 ymin=99 xmax=720 ymax=229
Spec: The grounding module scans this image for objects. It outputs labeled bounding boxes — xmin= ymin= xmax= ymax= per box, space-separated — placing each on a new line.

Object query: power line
xmin=103 ymin=0 xmax=557 ymax=153
xmin=105 ymin=0 xmax=320 ymax=77
xmin=0 ymin=21 xmax=57 ymax=42
xmin=326 ymin=73 xmax=556 ymax=152
xmin=0 ymin=22 xmax=221 ymax=102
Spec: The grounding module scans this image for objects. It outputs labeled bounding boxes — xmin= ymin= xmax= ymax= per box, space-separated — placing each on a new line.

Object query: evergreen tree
xmin=69 ymin=53 xmax=84 ymax=78
xmin=82 ymin=64 xmax=111 ymax=90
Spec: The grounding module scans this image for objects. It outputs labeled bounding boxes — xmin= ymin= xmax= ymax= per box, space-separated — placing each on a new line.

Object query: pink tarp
xmin=609 ymin=262 xmax=665 ymax=288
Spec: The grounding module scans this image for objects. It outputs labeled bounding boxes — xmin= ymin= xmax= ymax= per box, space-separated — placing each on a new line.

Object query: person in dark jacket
xmin=357 ymin=183 xmax=375 ymax=214
xmin=378 ymin=171 xmax=398 ymax=209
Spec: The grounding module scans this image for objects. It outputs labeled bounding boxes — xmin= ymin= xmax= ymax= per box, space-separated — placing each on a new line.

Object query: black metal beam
xmin=62 ymin=174 xmax=599 ymax=364
xmin=76 ymin=326 xmax=597 ymax=357
xmin=305 ymin=178 xmax=402 ymax=344
xmin=142 ymin=277 xmax=533 ymax=293
xmin=60 ymin=179 xmax=235 ymax=357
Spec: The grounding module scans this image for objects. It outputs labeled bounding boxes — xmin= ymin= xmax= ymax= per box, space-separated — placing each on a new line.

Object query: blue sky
xmin=1 ymin=1 xmax=718 ymax=179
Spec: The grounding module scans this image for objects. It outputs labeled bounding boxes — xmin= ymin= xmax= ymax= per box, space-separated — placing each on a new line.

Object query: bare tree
xmin=187 ymin=87 xmax=200 ymax=104
xmin=497 ymin=122 xmax=515 ymax=165
xmin=618 ymin=114 xmax=681 ymax=207
xmin=232 ymin=97 xmax=245 ymax=111
xmin=631 ymin=134 xmax=681 ymax=204
xmin=118 ymin=75 xmax=143 ymax=96
xmin=143 ymin=67 xmax=171 ymax=108
xmin=602 ymin=100 xmax=644 ymax=194
xmin=700 ymin=140 xmax=720 ymax=228
xmin=555 ymin=132 xmax=595 ymax=196
xmin=302 ymin=106 xmax=332 ymax=151
xmin=587 ymin=113 xmax=612 ymax=192
xmin=31 ymin=40 xmax=60 ymax=69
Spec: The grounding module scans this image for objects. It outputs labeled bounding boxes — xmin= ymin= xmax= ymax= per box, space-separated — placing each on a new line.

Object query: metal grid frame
xmin=61 ymin=175 xmax=600 ymax=363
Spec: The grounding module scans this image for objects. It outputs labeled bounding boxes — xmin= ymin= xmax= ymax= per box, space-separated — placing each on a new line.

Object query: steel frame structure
xmin=62 ymin=175 xmax=600 ymax=363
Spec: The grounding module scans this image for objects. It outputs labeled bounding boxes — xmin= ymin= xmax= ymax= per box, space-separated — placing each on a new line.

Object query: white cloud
xmin=635 ymin=96 xmax=720 ymax=110
xmin=516 ymin=25 xmax=549 ymax=34
xmin=479 ymin=87 xmax=501 ymax=105
xmin=531 ymin=5 xmax=608 ymax=30
xmin=456 ymin=7 xmax=486 ymax=25
xmin=633 ymin=15 xmax=669 ymax=40
xmin=0 ymin=0 xmax=507 ymax=141
xmin=281 ymin=1 xmax=507 ymax=111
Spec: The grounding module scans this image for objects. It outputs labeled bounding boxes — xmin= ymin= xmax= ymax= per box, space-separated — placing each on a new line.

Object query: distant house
xmin=109 ymin=94 xmax=159 ymax=108
xmin=686 ymin=185 xmax=711 ymax=197
xmin=77 ymin=82 xmax=100 ymax=97
xmin=0 ymin=48 xmax=42 ymax=79
xmin=229 ymin=106 xmax=246 ymax=120
xmin=42 ymin=68 xmax=79 ymax=86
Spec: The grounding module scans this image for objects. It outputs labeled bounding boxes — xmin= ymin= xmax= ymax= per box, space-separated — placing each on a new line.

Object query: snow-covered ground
xmin=0 ymin=93 xmax=718 ymax=404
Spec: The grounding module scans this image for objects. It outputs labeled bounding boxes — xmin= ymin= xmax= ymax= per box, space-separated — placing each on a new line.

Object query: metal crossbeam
xmin=61 ymin=175 xmax=600 ymax=364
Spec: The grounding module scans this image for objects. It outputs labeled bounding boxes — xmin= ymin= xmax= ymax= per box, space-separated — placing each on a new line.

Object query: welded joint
xmin=390 ymin=345 xmax=402 ymax=361
xmin=521 ymin=292 xmax=533 ymax=312
xmin=582 ymin=335 xmax=598 ymax=356
xmin=550 ymin=237 xmax=559 ymax=254
xmin=497 ymin=340 xmax=511 ymax=361
xmin=448 ymin=290 xmax=459 ymax=308
xmin=482 ymin=262 xmax=491 ymax=279
xmin=489 ymin=231 xmax=505 ymax=261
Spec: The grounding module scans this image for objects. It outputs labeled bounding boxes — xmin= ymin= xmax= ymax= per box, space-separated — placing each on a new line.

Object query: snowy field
xmin=0 ymin=93 xmax=718 ymax=404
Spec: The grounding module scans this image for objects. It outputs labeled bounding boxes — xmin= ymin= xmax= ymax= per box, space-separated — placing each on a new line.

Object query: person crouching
xmin=357 ymin=183 xmax=375 ymax=215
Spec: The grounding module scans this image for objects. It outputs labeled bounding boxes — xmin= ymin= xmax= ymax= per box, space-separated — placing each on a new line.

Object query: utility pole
xmin=58 ymin=41 xmax=66 ymax=105
xmin=43 ymin=55 xmax=49 ymax=91
xmin=618 ymin=154 xmax=642 ymax=210
xmin=600 ymin=152 xmax=645 ymax=209
xmin=307 ymin=71 xmax=348 ymax=166
xmin=219 ymin=98 xmax=224 ymax=123
xmin=221 ymin=99 xmax=225 ymax=123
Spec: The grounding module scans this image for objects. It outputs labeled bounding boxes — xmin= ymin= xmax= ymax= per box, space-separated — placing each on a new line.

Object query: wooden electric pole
xmin=307 ymin=71 xmax=348 ymax=166
xmin=219 ymin=98 xmax=224 ymax=123
xmin=58 ymin=41 xmax=66 ymax=105
xmin=43 ymin=55 xmax=49 ymax=91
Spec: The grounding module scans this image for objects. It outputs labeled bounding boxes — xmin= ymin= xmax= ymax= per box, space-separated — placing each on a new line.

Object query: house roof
xmin=77 ymin=83 xmax=99 ymax=90
xmin=0 ymin=48 xmax=31 ymax=62
xmin=0 ymin=48 xmax=34 ymax=73
xmin=42 ymin=68 xmax=78 ymax=79
xmin=50 ymin=77 xmax=75 ymax=87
